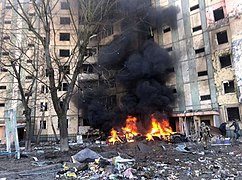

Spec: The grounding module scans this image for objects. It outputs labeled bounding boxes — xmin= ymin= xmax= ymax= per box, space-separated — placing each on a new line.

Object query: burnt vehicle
xmin=169 ymin=133 xmax=188 ymax=143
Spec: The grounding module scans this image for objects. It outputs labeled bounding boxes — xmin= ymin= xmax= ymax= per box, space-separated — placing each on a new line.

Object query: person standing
xmin=200 ymin=122 xmax=211 ymax=150
xmin=230 ymin=119 xmax=240 ymax=140
xmin=219 ymin=122 xmax=227 ymax=137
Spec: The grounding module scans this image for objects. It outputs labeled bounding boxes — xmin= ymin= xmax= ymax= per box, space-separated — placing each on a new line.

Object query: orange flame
xmin=108 ymin=128 xmax=123 ymax=144
xmin=108 ymin=115 xmax=174 ymax=144
xmin=145 ymin=116 xmax=174 ymax=141
xmin=121 ymin=116 xmax=139 ymax=142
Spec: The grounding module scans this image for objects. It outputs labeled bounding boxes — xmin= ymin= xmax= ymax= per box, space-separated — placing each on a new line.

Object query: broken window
xmin=190 ymin=4 xmax=199 ymax=11
xmin=2 ymin=52 xmax=9 ymax=56
xmin=45 ymin=69 xmax=49 ymax=77
xmin=84 ymin=48 xmax=97 ymax=56
xmin=219 ymin=54 xmax=231 ymax=68
xmin=165 ymin=46 xmax=172 ymax=52
xmin=41 ymin=85 xmax=49 ymax=94
xmin=82 ymin=64 xmax=94 ymax=73
xmin=195 ymin=47 xmax=205 ymax=54
xmin=60 ymin=101 xmax=64 ymax=108
xmin=60 ymin=17 xmax=70 ymax=25
xmin=163 ymin=27 xmax=171 ymax=33
xmin=200 ymin=95 xmax=211 ymax=101
xmin=26 ymin=75 xmax=33 ymax=79
xmin=223 ymin=80 xmax=235 ymax=93
xmin=61 ymin=65 xmax=70 ymax=74
xmin=192 ymin=25 xmax=202 ymax=32
xmin=0 ymin=103 xmax=5 ymax=107
xmin=5 ymin=6 xmax=12 ymax=9
xmin=227 ymin=107 xmax=240 ymax=121
xmin=4 ymin=20 xmax=11 ymax=24
xmin=173 ymin=89 xmax=177 ymax=93
xmin=25 ymin=91 xmax=32 ymax=96
xmin=40 ymin=120 xmax=47 ymax=129
xmin=0 ymin=67 xmax=8 ymax=72
xmin=29 ymin=12 xmax=35 ymax=16
xmin=3 ymin=36 xmax=10 ymax=40
xmin=217 ymin=31 xmax=228 ymax=44
xmin=40 ymin=102 xmax=48 ymax=111
xmin=213 ymin=7 xmax=224 ymax=21
xmin=28 ymin=43 xmax=34 ymax=47
xmin=59 ymin=33 xmax=70 ymax=41
xmin=61 ymin=2 xmax=69 ymax=9
xmin=0 ymin=86 xmax=6 ymax=89
xmin=198 ymin=71 xmax=208 ymax=76
xmin=59 ymin=83 xmax=69 ymax=91
xmin=59 ymin=49 xmax=70 ymax=57
xmin=41 ymin=85 xmax=45 ymax=93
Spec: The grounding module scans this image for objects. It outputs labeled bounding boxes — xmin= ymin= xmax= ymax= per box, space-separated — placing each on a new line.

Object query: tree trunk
xmin=51 ymin=118 xmax=59 ymax=143
xmin=36 ymin=124 xmax=42 ymax=145
xmin=25 ymin=108 xmax=32 ymax=151
xmin=58 ymin=113 xmax=69 ymax=151
xmin=36 ymin=111 xmax=45 ymax=144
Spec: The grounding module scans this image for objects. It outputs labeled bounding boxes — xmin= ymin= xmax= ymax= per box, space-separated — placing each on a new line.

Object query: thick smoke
xmin=78 ymin=0 xmax=179 ymax=134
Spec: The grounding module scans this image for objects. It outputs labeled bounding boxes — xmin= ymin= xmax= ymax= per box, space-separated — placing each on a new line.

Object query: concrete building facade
xmin=0 ymin=0 xmax=83 ymax=143
xmin=154 ymin=0 xmax=242 ymax=136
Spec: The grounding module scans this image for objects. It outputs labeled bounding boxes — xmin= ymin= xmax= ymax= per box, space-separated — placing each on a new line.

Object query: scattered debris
xmin=211 ymin=137 xmax=232 ymax=146
xmin=71 ymin=148 xmax=103 ymax=163
xmin=1 ymin=139 xmax=242 ymax=179
xmin=31 ymin=160 xmax=53 ymax=167
xmin=123 ymin=168 xmax=137 ymax=179
xmin=175 ymin=144 xmax=191 ymax=153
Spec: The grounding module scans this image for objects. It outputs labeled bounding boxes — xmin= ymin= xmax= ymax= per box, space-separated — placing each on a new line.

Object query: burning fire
xmin=108 ymin=115 xmax=174 ymax=144
xmin=122 ymin=116 xmax=138 ymax=143
xmin=108 ymin=128 xmax=123 ymax=144
xmin=145 ymin=116 xmax=174 ymax=141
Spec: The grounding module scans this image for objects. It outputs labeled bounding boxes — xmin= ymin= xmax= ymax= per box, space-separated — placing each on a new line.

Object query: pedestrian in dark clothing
xmin=219 ymin=122 xmax=227 ymax=137
xmin=230 ymin=119 xmax=240 ymax=140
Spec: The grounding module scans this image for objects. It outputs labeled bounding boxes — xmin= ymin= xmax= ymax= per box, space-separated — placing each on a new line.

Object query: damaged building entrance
xmin=169 ymin=117 xmax=179 ymax=132
xmin=173 ymin=111 xmax=220 ymax=140
xmin=17 ymin=125 xmax=25 ymax=144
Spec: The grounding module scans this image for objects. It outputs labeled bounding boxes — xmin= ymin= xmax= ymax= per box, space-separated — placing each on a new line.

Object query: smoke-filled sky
xmin=77 ymin=0 xmax=178 ymax=134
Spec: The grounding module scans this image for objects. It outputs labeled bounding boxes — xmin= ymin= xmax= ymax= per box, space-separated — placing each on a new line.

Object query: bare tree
xmin=0 ymin=28 xmax=46 ymax=150
xmin=5 ymin=0 xmax=117 ymax=151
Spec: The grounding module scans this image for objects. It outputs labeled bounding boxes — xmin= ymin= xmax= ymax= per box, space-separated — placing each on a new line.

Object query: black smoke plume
xmin=77 ymin=0 xmax=179 ymax=134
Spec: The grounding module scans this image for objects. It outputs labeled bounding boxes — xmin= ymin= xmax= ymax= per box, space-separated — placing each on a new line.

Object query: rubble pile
xmin=54 ymin=140 xmax=242 ymax=179
xmin=1 ymin=139 xmax=242 ymax=179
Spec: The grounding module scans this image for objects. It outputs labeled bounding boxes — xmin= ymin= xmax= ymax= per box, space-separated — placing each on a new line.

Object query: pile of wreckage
xmin=0 ymin=135 xmax=241 ymax=179
xmin=0 ymin=124 xmax=240 ymax=179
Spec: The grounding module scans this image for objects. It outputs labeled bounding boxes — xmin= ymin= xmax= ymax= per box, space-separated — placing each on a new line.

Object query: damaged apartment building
xmin=154 ymin=0 xmax=242 ymax=136
xmin=0 ymin=0 xmax=241 ymax=144
xmin=0 ymin=0 xmax=82 ymax=143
